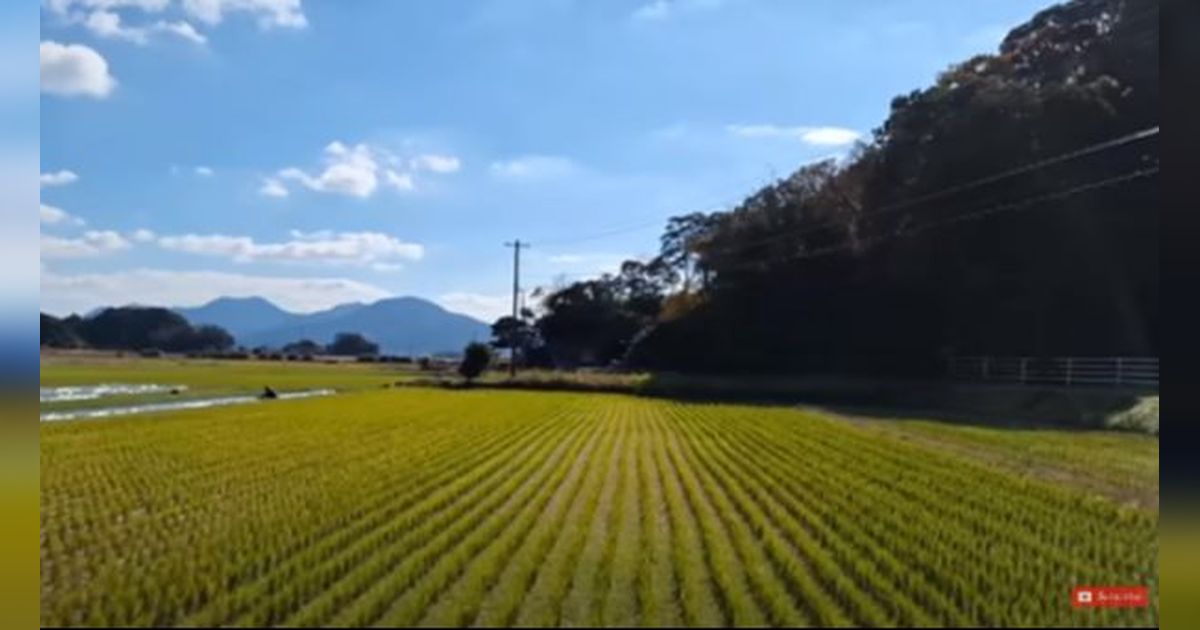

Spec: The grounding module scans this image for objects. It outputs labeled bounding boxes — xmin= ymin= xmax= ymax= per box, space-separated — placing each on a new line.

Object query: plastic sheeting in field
xmin=40 ymin=389 xmax=336 ymax=422
xmin=40 ymin=383 xmax=188 ymax=403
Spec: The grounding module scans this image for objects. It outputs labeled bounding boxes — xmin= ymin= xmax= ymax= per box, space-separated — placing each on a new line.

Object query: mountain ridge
xmin=175 ymin=295 xmax=490 ymax=355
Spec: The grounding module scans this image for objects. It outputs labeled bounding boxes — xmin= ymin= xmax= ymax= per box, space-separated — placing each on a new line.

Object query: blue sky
xmin=39 ymin=0 xmax=1052 ymax=322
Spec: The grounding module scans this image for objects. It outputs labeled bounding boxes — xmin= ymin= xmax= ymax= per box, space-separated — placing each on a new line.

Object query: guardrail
xmin=949 ymin=356 xmax=1158 ymax=389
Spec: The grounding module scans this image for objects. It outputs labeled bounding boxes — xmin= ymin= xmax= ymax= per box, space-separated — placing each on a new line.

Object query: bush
xmin=326 ymin=332 xmax=379 ymax=357
xmin=458 ymin=342 xmax=493 ymax=384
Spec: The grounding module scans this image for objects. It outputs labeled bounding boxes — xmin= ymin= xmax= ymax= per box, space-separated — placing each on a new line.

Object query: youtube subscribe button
xmin=1071 ymin=586 xmax=1150 ymax=608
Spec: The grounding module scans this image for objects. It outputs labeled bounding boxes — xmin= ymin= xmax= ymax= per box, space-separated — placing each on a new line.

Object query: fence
xmin=948 ymin=356 xmax=1158 ymax=389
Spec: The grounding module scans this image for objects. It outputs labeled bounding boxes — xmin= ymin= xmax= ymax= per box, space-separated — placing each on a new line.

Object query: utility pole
xmin=504 ymin=239 xmax=530 ymax=377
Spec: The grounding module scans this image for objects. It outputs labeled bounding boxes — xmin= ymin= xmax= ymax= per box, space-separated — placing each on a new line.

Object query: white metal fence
xmin=948 ymin=356 xmax=1158 ymax=389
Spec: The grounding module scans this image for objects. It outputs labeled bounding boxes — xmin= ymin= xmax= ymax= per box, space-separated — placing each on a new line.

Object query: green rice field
xmin=40 ymin=360 xmax=1158 ymax=627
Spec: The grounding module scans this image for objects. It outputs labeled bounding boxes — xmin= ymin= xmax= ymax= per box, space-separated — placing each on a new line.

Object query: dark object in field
xmin=169 ymin=387 xmax=182 ymax=395
xmin=260 ymin=386 xmax=278 ymax=400
xmin=458 ymin=342 xmax=493 ymax=385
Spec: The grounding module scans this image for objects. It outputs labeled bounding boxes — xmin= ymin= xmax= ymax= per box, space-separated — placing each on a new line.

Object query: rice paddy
xmin=39 ymin=378 xmax=1157 ymax=627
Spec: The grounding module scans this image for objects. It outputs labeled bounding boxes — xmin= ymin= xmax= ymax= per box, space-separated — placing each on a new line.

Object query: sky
xmin=39 ymin=0 xmax=1054 ymax=322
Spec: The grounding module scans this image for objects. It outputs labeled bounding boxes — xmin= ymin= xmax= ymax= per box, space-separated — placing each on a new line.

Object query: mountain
xmin=303 ymin=301 xmax=367 ymax=324
xmin=84 ymin=303 xmax=153 ymax=319
xmin=175 ymin=296 xmax=490 ymax=355
xmin=176 ymin=296 xmax=299 ymax=342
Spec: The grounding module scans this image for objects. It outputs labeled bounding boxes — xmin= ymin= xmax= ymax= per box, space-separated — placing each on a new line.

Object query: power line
xmin=713 ymin=165 xmax=1158 ymax=272
xmin=515 ymin=122 xmax=1157 ymax=276
xmin=535 ymin=218 xmax=665 ymax=248
xmin=518 ymin=9 xmax=1158 ymax=259
xmin=523 ymin=153 xmax=1152 ymax=298
xmin=698 ymin=125 xmax=1159 ymax=258
xmin=515 ymin=125 xmax=1157 ymax=303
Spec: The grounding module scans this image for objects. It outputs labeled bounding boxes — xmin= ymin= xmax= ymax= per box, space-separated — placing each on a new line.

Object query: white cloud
xmin=181 ymin=0 xmax=307 ymax=29
xmin=258 ymin=177 xmax=288 ymax=198
xmin=194 ymin=165 xmax=214 ymax=176
xmin=437 ymin=292 xmax=511 ymax=323
xmin=45 ymin=1 xmax=172 ymax=15
xmin=632 ymin=0 xmax=671 ymax=21
xmin=156 ymin=230 xmax=424 ymax=266
xmin=84 ymin=10 xmax=150 ymax=44
xmin=543 ymin=252 xmax=632 ymax=275
xmin=40 ymin=170 xmax=79 ymax=187
xmin=46 ymin=0 xmax=305 ymax=31
xmin=154 ymin=20 xmax=207 ymax=44
xmin=40 ymin=267 xmax=390 ymax=316
xmin=277 ymin=141 xmax=382 ymax=198
xmin=40 ymin=41 xmax=117 ymax=98
xmin=632 ymin=0 xmax=722 ymax=22
xmin=47 ymin=1 xmax=290 ymax=42
xmin=81 ymin=10 xmax=206 ymax=46
xmin=798 ymin=127 xmax=864 ymax=146
xmin=489 ymin=155 xmax=577 ymax=180
xmin=41 ymin=230 xmax=131 ymax=259
xmin=410 ymin=154 xmax=461 ymax=174
xmin=271 ymin=141 xmax=455 ymax=198
xmin=726 ymin=124 xmax=862 ymax=146
xmin=384 ymin=170 xmax=414 ymax=191
xmin=40 ymin=203 xmax=86 ymax=226
xmin=130 ymin=228 xmax=157 ymax=242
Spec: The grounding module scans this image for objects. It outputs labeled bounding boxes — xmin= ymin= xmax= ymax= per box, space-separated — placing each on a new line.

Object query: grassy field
xmin=40 ymin=354 xmax=410 ymax=412
xmin=41 ymin=353 xmax=411 ymax=391
xmin=40 ymin=361 xmax=1158 ymax=627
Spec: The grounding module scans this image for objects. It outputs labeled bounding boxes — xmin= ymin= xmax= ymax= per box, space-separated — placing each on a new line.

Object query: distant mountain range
xmin=174 ymin=296 xmax=490 ymax=355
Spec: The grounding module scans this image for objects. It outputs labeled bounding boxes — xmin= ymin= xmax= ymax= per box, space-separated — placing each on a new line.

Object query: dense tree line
xmin=502 ymin=0 xmax=1158 ymax=376
xmin=40 ymin=308 xmax=235 ymax=353
xmin=40 ymin=306 xmax=388 ymax=358
xmin=324 ymin=332 xmax=380 ymax=357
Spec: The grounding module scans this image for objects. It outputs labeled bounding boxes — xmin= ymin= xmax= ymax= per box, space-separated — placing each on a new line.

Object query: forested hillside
xmin=40 ymin=308 xmax=235 ymax=353
xmin=521 ymin=0 xmax=1157 ymax=375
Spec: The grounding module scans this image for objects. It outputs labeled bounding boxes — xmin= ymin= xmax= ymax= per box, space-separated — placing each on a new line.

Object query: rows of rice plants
xmin=41 ymin=388 xmax=1157 ymax=627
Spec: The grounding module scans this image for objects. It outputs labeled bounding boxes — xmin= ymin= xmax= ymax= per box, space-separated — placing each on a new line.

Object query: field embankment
xmin=410 ymin=370 xmax=1160 ymax=434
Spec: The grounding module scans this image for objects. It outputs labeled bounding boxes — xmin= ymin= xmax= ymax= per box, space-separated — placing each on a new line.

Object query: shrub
xmin=458 ymin=343 xmax=493 ymax=385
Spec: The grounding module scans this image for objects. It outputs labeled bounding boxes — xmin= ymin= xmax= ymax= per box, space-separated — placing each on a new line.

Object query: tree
xmin=41 ymin=313 xmax=84 ymax=348
xmin=82 ymin=307 xmax=192 ymax=350
xmin=326 ymin=332 xmax=379 ymax=357
xmin=490 ymin=313 xmax=542 ymax=371
xmin=179 ymin=325 xmax=235 ymax=352
xmin=458 ymin=342 xmax=492 ymax=385
xmin=70 ymin=306 xmax=236 ymax=353
xmin=282 ymin=339 xmax=323 ymax=356
xmin=659 ymin=212 xmax=716 ymax=292
xmin=491 ymin=315 xmax=532 ymax=349
xmin=535 ymin=276 xmax=645 ymax=367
